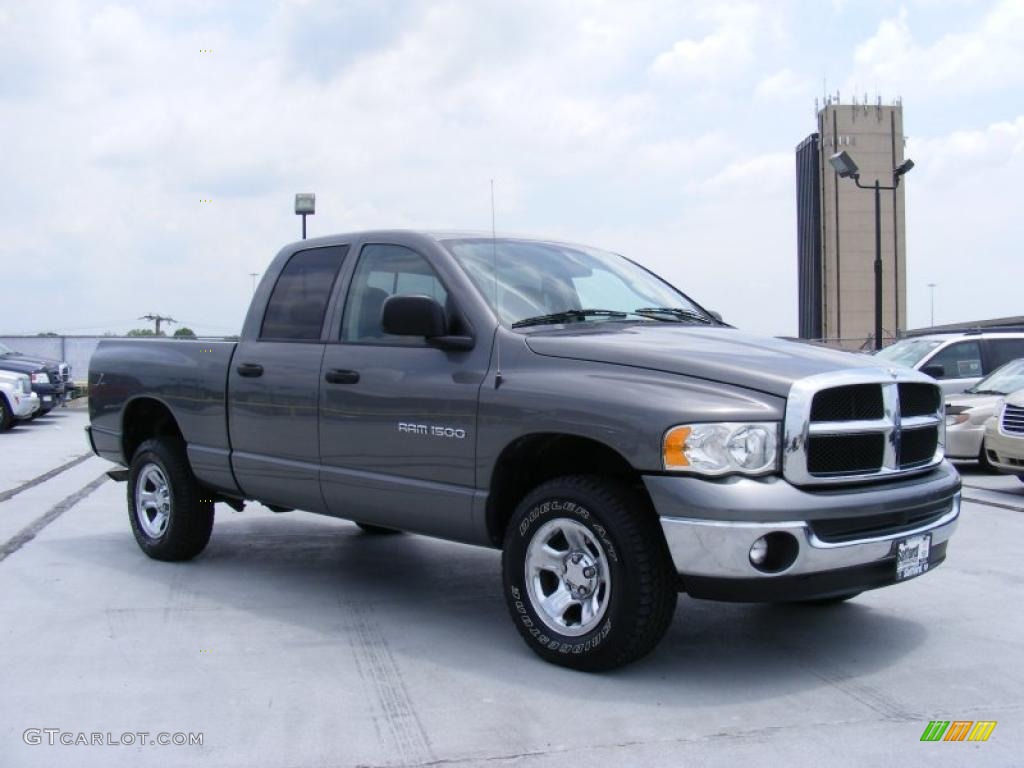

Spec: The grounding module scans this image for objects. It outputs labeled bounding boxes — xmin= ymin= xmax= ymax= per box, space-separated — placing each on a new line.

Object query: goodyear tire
xmin=502 ymin=475 xmax=677 ymax=671
xmin=128 ymin=438 xmax=214 ymax=561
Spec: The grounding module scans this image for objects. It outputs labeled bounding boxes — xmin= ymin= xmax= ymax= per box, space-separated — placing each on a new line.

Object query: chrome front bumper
xmin=645 ymin=463 xmax=961 ymax=586
xmin=659 ymin=493 xmax=959 ymax=580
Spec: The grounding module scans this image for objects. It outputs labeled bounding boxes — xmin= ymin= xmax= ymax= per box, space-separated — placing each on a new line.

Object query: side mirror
xmin=381 ymin=295 xmax=447 ymax=337
xmin=708 ymin=310 xmax=723 ymax=323
xmin=920 ymin=364 xmax=945 ymax=379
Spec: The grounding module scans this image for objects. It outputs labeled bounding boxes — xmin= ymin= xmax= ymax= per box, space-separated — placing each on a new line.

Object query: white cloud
xmin=850 ymin=1 xmax=1024 ymax=96
xmin=755 ymin=68 xmax=810 ymax=100
xmin=649 ymin=4 xmax=762 ymax=81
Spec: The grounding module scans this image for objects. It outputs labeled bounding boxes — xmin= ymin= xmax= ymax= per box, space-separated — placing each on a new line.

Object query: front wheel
xmin=128 ymin=438 xmax=214 ymax=561
xmin=502 ymin=475 xmax=677 ymax=671
xmin=0 ymin=396 xmax=12 ymax=431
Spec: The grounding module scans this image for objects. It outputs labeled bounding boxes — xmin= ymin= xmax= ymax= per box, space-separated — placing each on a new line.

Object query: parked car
xmin=946 ymin=358 xmax=1024 ymax=467
xmin=0 ymin=370 xmax=39 ymax=430
xmin=0 ymin=342 xmax=67 ymax=415
xmin=875 ymin=329 xmax=1024 ymax=394
xmin=984 ymin=390 xmax=1024 ymax=482
xmin=88 ymin=230 xmax=960 ymax=671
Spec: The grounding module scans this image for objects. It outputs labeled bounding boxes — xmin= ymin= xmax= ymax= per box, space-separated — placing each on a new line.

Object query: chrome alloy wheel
xmin=135 ymin=464 xmax=172 ymax=539
xmin=524 ymin=518 xmax=611 ymax=637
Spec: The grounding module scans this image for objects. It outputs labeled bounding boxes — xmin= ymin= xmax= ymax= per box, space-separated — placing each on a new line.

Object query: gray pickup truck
xmin=87 ymin=230 xmax=960 ymax=670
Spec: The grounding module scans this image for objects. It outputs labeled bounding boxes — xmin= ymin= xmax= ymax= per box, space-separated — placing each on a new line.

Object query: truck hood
xmin=524 ymin=324 xmax=884 ymax=397
xmin=0 ymin=357 xmax=48 ymax=375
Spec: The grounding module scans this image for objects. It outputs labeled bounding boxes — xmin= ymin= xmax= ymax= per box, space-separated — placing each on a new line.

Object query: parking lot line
xmin=0 ymin=452 xmax=93 ymax=504
xmin=0 ymin=474 xmax=108 ymax=563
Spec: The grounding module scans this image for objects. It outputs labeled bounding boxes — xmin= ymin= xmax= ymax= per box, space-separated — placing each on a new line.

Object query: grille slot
xmin=810 ymin=384 xmax=884 ymax=421
xmin=1003 ymin=404 xmax=1024 ymax=435
xmin=900 ymin=426 xmax=939 ymax=468
xmin=810 ymin=503 xmax=950 ymax=543
xmin=899 ymin=383 xmax=941 ymax=417
xmin=807 ymin=434 xmax=885 ymax=475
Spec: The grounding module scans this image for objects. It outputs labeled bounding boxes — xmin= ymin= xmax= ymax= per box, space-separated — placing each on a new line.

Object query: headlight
xmin=663 ymin=422 xmax=779 ymax=476
xmin=30 ymin=372 xmax=49 ymax=384
xmin=946 ymin=413 xmax=969 ymax=426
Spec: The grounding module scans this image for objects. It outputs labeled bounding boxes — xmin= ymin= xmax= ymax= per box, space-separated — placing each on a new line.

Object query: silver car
xmin=984 ymin=390 xmax=1024 ymax=482
xmin=876 ymin=330 xmax=1024 ymax=395
xmin=946 ymin=359 xmax=1024 ymax=466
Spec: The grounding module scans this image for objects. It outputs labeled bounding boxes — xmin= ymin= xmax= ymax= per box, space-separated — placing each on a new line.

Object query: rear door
xmin=318 ymin=242 xmax=488 ymax=541
xmin=228 ymin=244 xmax=349 ymax=511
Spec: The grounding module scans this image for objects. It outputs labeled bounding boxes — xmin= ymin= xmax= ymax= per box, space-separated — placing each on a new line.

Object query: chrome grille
xmin=784 ymin=368 xmax=945 ymax=486
xmin=1003 ymin=404 xmax=1024 ymax=435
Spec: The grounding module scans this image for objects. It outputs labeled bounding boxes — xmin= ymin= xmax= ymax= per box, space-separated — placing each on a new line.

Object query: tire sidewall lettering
xmin=509 ymin=494 xmax=619 ymax=654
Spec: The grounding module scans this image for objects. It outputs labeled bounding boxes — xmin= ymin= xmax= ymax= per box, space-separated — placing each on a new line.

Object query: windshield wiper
xmin=634 ymin=307 xmax=715 ymax=324
xmin=512 ymin=309 xmax=637 ymax=329
xmin=967 ymin=389 xmax=1004 ymax=396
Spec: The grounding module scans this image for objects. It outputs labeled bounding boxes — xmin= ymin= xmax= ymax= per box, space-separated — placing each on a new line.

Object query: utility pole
xmin=140 ymin=314 xmax=177 ymax=335
xmin=249 ymin=272 xmax=259 ymax=293
xmin=927 ymin=283 xmax=937 ymax=327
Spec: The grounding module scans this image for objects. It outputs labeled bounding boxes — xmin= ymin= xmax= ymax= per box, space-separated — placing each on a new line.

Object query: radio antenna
xmin=490 ymin=178 xmax=503 ymax=389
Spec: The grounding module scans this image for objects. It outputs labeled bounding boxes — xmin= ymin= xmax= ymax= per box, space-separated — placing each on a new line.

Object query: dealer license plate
xmin=895 ymin=534 xmax=931 ymax=581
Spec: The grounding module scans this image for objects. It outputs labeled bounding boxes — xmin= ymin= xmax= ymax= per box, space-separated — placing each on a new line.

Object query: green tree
xmin=127 ymin=328 xmax=161 ymax=337
xmin=173 ymin=327 xmax=197 ymax=339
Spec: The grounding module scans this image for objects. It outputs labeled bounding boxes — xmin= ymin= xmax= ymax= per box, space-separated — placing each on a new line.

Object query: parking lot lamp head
xmin=829 ymin=150 xmax=859 ymax=179
xmin=294 ymin=193 xmax=315 ymax=240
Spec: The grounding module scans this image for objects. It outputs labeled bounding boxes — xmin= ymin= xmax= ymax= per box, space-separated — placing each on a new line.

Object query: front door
xmin=228 ymin=244 xmax=349 ymax=512
xmin=318 ymin=242 xmax=488 ymax=541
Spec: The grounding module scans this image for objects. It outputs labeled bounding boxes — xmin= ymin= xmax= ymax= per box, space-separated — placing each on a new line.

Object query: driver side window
xmin=341 ymin=244 xmax=449 ymax=345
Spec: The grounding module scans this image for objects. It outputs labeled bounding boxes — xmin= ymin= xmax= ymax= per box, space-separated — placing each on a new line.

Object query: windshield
xmin=967 ymin=358 xmax=1024 ymax=395
xmin=442 ymin=238 xmax=711 ymax=327
xmin=874 ymin=338 xmax=943 ymax=368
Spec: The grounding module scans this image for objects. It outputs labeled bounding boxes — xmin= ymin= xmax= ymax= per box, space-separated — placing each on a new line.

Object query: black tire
xmin=0 ymin=395 xmax=13 ymax=431
xmin=355 ymin=521 xmax=401 ymax=534
xmin=502 ymin=475 xmax=677 ymax=671
xmin=128 ymin=438 xmax=214 ymax=561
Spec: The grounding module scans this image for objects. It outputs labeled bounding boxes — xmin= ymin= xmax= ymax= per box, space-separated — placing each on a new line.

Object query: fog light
xmin=749 ymin=537 xmax=768 ymax=565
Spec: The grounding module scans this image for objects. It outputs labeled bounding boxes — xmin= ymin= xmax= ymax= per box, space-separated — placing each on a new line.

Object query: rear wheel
xmin=128 ymin=438 xmax=214 ymax=561
xmin=502 ymin=475 xmax=677 ymax=671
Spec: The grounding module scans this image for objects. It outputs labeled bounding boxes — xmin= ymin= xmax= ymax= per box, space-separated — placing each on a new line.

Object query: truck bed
xmin=88 ymin=338 xmax=239 ymax=493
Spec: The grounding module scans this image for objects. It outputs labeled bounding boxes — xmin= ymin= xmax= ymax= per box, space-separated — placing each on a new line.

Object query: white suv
xmin=875 ymin=330 xmax=1024 ymax=395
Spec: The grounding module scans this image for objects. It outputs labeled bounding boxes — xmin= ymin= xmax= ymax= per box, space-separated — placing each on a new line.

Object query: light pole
xmin=829 ymin=151 xmax=914 ymax=351
xmin=249 ymin=272 xmax=259 ymax=294
xmin=295 ymin=193 xmax=315 ymax=240
xmin=927 ymin=283 xmax=937 ymax=327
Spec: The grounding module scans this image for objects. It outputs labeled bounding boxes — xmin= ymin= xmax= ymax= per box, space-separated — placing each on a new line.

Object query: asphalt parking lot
xmin=2 ymin=407 xmax=1022 ymax=767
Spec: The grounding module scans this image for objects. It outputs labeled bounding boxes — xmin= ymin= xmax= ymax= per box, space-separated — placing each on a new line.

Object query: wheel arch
xmin=485 ymin=432 xmax=650 ymax=546
xmin=121 ymin=396 xmax=185 ymax=463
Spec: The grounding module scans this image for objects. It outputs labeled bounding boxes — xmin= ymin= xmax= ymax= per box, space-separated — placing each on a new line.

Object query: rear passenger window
xmin=260 ymin=246 xmax=349 ymax=340
xmin=925 ymin=341 xmax=982 ymax=379
xmin=987 ymin=339 xmax=1024 ymax=370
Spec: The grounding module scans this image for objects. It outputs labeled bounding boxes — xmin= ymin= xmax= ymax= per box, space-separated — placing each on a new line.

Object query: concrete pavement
xmin=1 ymin=409 xmax=1022 ymax=767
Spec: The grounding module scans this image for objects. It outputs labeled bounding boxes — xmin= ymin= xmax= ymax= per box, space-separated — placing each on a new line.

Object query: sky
xmin=0 ymin=0 xmax=1021 ymax=337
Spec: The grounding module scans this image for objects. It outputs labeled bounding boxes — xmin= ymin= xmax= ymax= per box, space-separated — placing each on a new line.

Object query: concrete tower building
xmin=796 ymin=99 xmax=908 ymax=349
